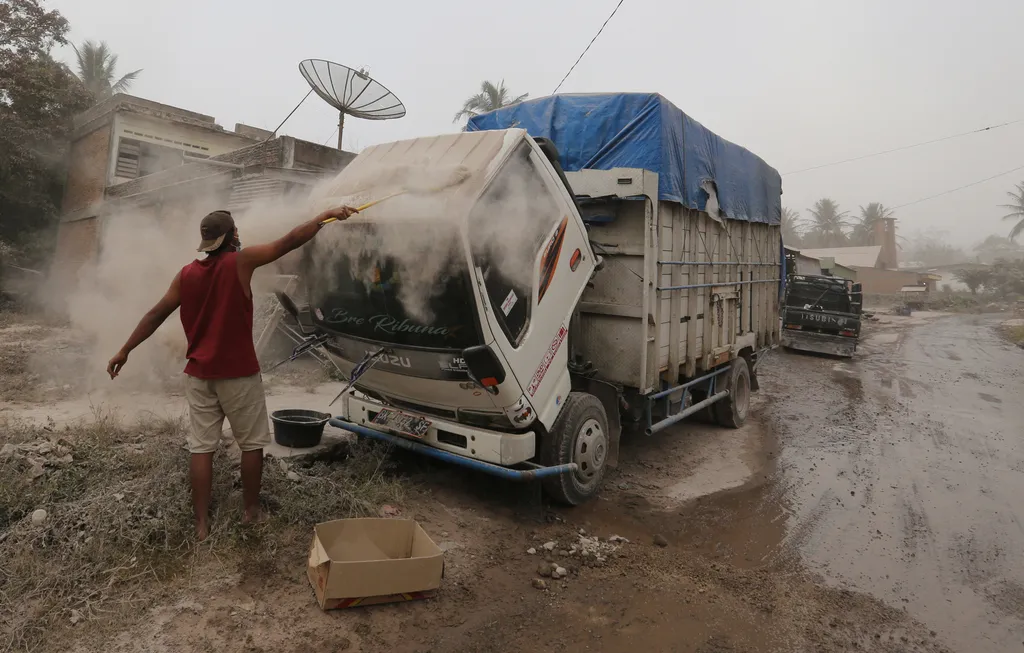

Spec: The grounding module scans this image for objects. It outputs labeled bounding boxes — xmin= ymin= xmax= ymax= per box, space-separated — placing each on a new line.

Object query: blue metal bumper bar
xmin=649 ymin=366 xmax=730 ymax=400
xmin=646 ymin=390 xmax=730 ymax=436
xmin=659 ymin=261 xmax=778 ymax=266
xmin=657 ymin=278 xmax=781 ymax=292
xmin=329 ymin=418 xmax=578 ymax=481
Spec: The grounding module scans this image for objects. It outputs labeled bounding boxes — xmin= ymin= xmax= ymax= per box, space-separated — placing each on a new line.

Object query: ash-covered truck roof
xmin=467 ymin=93 xmax=782 ymax=226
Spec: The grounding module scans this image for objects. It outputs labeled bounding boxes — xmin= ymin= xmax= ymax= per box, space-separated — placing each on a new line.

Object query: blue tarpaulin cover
xmin=467 ymin=93 xmax=782 ymax=225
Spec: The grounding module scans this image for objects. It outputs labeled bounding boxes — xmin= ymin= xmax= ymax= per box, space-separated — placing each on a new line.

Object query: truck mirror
xmin=275 ymin=291 xmax=300 ymax=319
xmin=461 ymin=345 xmax=507 ymax=391
xmin=851 ymin=283 xmax=863 ymax=293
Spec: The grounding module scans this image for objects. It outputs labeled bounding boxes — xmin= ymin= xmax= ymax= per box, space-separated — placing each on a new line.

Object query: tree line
xmin=784 ymin=184 xmax=1024 ymax=254
xmin=953 ymin=259 xmax=1024 ymax=297
xmin=780 ymin=200 xmax=894 ymax=249
xmin=1 ymin=0 xmax=141 ymax=267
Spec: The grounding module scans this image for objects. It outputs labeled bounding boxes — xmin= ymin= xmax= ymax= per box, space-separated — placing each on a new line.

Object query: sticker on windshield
xmin=500 ymin=289 xmax=517 ymax=316
xmin=528 ymin=324 xmax=567 ymax=396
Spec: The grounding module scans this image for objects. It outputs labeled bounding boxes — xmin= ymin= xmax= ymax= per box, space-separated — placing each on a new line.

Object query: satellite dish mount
xmin=299 ymin=59 xmax=406 ymax=150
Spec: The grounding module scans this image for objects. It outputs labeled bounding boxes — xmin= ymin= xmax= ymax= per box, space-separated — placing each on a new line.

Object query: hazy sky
xmin=51 ymin=0 xmax=1024 ymax=247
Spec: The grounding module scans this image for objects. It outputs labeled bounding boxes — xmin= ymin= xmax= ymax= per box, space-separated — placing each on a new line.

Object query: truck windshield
xmin=304 ymin=224 xmax=481 ymax=351
xmin=786 ymin=279 xmax=852 ymax=313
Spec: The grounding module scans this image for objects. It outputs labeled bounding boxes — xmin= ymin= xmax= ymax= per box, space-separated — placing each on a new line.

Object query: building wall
xmin=793 ymin=253 xmax=820 ymax=275
xmin=872 ymin=218 xmax=899 ymax=269
xmin=852 ymin=266 xmax=920 ymax=294
xmin=61 ymin=124 xmax=112 ymax=214
xmin=292 ymin=138 xmax=357 ymax=171
xmin=104 ymin=139 xmax=286 ymax=199
xmin=50 ymin=217 xmax=100 ymax=293
xmin=931 ymin=270 xmax=968 ymax=292
xmin=109 ymin=113 xmax=255 ymax=185
xmin=832 ymin=264 xmax=857 ymax=281
xmin=53 ymin=125 xmax=113 ymax=291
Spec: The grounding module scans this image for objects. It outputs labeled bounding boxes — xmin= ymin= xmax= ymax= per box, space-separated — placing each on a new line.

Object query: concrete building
xmin=903 ymin=262 xmax=991 ymax=292
xmin=800 ymin=218 xmax=924 ymax=294
xmin=53 ymin=94 xmax=354 ymax=291
xmin=784 ymin=246 xmax=823 ymax=276
xmin=784 ymin=246 xmax=857 ymax=282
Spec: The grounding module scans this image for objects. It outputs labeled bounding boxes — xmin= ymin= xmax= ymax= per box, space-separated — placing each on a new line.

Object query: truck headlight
xmin=457 ymin=409 xmax=513 ymax=430
xmin=502 ymin=395 xmax=536 ymax=427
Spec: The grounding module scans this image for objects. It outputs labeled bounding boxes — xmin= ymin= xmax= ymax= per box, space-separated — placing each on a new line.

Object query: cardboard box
xmin=307 ymin=518 xmax=443 ymax=609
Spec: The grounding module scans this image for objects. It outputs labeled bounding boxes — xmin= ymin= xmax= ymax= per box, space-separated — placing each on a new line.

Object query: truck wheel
xmin=541 ymin=392 xmax=609 ymax=505
xmin=713 ymin=357 xmax=751 ymax=428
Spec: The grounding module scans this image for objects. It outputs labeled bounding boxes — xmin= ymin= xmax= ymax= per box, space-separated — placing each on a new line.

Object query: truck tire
xmin=713 ymin=357 xmax=751 ymax=428
xmin=541 ymin=392 xmax=609 ymax=505
xmin=686 ymin=390 xmax=717 ymax=424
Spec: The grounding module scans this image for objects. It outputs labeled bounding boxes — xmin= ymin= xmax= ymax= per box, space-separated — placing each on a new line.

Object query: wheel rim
xmin=734 ymin=372 xmax=750 ymax=421
xmin=573 ymin=418 xmax=607 ymax=484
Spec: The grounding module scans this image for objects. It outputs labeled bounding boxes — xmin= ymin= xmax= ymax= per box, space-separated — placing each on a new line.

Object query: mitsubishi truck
xmin=276 ymin=93 xmax=784 ymax=504
xmin=781 ymin=274 xmax=863 ymax=357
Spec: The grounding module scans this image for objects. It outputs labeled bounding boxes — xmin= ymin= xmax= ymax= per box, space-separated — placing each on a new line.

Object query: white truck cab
xmin=299 ymin=129 xmax=606 ymax=503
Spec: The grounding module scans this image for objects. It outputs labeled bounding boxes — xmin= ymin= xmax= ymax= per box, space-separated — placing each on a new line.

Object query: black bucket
xmin=271 ymin=409 xmax=331 ymax=448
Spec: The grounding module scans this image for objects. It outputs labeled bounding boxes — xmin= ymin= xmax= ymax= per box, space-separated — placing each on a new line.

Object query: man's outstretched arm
xmin=237 ymin=206 xmax=356 ymax=277
xmin=107 ymin=271 xmax=182 ymax=379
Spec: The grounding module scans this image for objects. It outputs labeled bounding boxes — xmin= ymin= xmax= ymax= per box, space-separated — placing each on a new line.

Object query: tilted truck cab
xmin=280 ymin=93 xmax=784 ymax=504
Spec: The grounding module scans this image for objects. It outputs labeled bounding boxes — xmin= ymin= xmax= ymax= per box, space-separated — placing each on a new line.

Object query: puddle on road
xmin=674 ymin=479 xmax=792 ymax=570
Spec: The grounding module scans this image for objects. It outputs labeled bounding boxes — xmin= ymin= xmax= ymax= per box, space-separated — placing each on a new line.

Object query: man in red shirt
xmin=107 ymin=206 xmax=355 ymax=540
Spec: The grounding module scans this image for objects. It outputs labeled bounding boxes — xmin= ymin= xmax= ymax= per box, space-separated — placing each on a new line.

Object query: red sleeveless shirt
xmin=179 ymin=251 xmax=260 ymax=379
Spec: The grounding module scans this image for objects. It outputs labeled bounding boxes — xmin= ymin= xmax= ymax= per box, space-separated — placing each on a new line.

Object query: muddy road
xmin=4 ymin=313 xmax=1022 ymax=652
xmin=755 ymin=314 xmax=1024 ymax=652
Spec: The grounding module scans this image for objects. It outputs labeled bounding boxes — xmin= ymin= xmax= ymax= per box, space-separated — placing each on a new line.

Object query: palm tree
xmin=72 ymin=40 xmax=142 ymax=101
xmin=804 ymin=198 xmax=850 ymax=248
xmin=1000 ymin=181 xmax=1024 ymax=242
xmin=781 ymin=207 xmax=802 ymax=246
xmin=851 ymin=202 xmax=894 ymax=246
xmin=453 ymin=80 xmax=528 ymax=124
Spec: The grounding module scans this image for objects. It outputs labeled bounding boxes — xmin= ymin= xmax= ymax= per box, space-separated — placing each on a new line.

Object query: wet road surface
xmin=761 ymin=314 xmax=1024 ymax=652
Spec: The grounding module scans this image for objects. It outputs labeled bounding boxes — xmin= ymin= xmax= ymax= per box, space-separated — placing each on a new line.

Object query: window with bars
xmin=115 ymin=139 xmax=141 ymax=178
xmin=114 ymin=137 xmax=211 ymax=180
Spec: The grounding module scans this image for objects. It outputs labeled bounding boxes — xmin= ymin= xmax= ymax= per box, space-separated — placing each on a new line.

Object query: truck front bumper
xmin=329 ymin=418 xmax=577 ymax=481
xmin=781 ymin=330 xmax=857 ymax=357
xmin=340 ymin=392 xmax=536 ymax=466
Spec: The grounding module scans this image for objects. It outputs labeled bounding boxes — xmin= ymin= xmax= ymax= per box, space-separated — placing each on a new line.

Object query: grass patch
xmin=0 ymin=411 xmax=402 ymax=651
xmin=0 ymin=342 xmax=32 ymax=398
xmin=998 ymin=323 xmax=1024 ymax=346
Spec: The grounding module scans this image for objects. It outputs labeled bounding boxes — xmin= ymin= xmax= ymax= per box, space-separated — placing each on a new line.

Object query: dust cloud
xmin=305 ymin=161 xmax=475 ymax=324
xmin=304 ymin=151 xmax=562 ymax=326
xmin=42 ymin=182 xmax=322 ymax=392
xmin=40 ymin=143 xmax=565 ymax=392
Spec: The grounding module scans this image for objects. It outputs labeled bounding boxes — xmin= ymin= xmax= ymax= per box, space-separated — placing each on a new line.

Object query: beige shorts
xmin=184 ymin=373 xmax=271 ymax=454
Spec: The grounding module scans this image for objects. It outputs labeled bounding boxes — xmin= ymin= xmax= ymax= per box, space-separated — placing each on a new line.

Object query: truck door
xmin=467 ymin=140 xmax=596 ymax=428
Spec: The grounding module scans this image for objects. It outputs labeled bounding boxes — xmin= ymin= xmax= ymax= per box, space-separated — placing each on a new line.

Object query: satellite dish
xmin=299 ymin=59 xmax=406 ymax=149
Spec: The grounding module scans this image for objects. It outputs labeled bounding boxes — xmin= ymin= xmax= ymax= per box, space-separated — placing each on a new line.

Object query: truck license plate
xmin=371 ymin=408 xmax=430 ymax=438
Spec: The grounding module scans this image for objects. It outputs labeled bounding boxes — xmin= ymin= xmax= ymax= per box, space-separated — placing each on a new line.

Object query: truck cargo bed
xmin=567 ymin=168 xmax=781 ymax=394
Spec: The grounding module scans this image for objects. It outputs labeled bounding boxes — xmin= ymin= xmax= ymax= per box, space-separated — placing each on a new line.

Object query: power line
xmin=551 ymin=0 xmax=626 ymax=95
xmin=323 ymin=125 xmax=339 ymax=146
xmin=782 ymin=119 xmax=1024 ymax=176
xmin=264 ymin=89 xmax=314 ymax=142
xmin=889 ymin=163 xmax=1024 ymax=211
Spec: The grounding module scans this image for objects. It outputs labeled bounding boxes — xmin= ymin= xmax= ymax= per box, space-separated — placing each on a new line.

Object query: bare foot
xmin=242 ymin=506 xmax=267 ymax=525
xmin=196 ymin=519 xmax=210 ymax=541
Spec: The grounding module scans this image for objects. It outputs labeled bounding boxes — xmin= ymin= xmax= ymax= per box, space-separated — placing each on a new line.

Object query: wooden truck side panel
xmin=570 ymin=169 xmax=780 ymax=394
